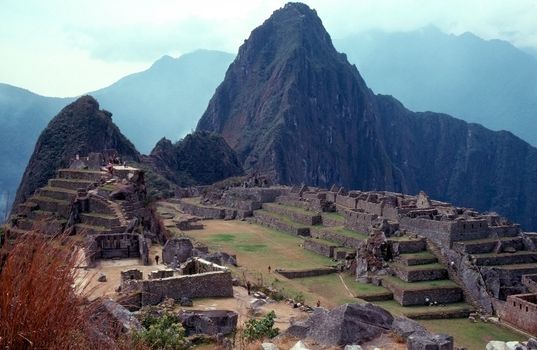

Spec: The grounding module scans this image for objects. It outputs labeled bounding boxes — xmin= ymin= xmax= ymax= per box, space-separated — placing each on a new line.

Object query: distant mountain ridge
xmin=197 ymin=3 xmax=537 ymax=230
xmin=334 ymin=27 xmax=537 ymax=146
xmin=92 ymin=49 xmax=234 ymax=153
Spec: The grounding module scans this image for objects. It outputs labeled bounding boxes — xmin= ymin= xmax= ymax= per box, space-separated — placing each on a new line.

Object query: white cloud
xmin=1 ymin=0 xmax=536 ymax=96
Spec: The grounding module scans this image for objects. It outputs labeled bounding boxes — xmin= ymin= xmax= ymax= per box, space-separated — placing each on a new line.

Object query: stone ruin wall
xmin=304 ymin=238 xmax=338 ymax=258
xmin=502 ymin=293 xmax=537 ymax=335
xmin=120 ymin=260 xmax=233 ymax=307
xmin=310 ymin=226 xmax=363 ymax=249
xmin=344 ymin=210 xmax=378 ymax=234
xmin=275 ymin=267 xmax=337 ymax=279
xmin=138 ymin=270 xmax=233 ymax=306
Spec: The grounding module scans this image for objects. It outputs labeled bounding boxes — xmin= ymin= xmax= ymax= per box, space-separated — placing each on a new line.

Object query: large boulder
xmin=180 ymin=310 xmax=238 ymax=336
xmin=162 ymin=237 xmax=193 ymax=265
xmin=408 ymin=334 xmax=454 ymax=350
xmin=102 ymin=298 xmax=142 ymax=333
xmin=288 ymin=303 xmax=393 ymax=346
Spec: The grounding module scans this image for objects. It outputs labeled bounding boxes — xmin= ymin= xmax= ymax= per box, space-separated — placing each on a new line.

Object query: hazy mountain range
xmin=334 ymin=26 xmax=537 ymax=146
xmin=2 ymin=25 xmax=537 ymax=219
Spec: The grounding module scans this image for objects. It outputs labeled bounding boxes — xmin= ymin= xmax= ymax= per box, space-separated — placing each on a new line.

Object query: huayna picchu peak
xmin=12 ymin=95 xmax=140 ymax=211
xmin=198 ymin=2 xmax=537 ymax=230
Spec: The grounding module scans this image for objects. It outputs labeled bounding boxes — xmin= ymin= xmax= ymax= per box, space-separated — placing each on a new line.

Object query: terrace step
xmin=452 ymin=236 xmax=525 ymax=254
xmin=80 ymin=212 xmax=121 ymax=228
xmin=31 ymin=196 xmax=70 ymax=217
xmin=396 ymin=251 xmax=438 ymax=266
xmin=251 ymin=209 xmax=310 ymax=236
xmin=388 ymin=236 xmax=427 ymax=254
xmin=15 ymin=218 xmax=36 ymax=231
xmin=471 ymin=251 xmax=537 ymax=266
xmin=262 ymin=203 xmax=322 ymax=226
xmin=310 ymin=225 xmax=366 ymax=249
xmin=303 ymin=237 xmax=341 ymax=258
xmin=26 ymin=210 xmax=55 ymax=220
xmin=382 ymin=276 xmax=463 ymax=306
xmin=74 ymin=223 xmax=112 ymax=235
xmin=321 ymin=212 xmax=345 ymax=227
xmin=391 ymin=263 xmax=448 ymax=282
xmin=401 ymin=302 xmax=475 ymax=320
xmin=57 ymin=169 xmax=108 ymax=182
xmin=39 ymin=187 xmax=77 ymax=201
xmin=48 ymin=178 xmax=96 ymax=191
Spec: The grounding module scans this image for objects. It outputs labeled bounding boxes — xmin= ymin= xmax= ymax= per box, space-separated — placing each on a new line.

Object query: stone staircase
xmin=451 ymin=234 xmax=537 ymax=300
xmin=381 ymin=242 xmax=472 ymax=317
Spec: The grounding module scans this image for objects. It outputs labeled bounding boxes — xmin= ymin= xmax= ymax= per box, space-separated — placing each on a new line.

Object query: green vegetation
xmin=210 ymin=233 xmax=236 ymax=242
xmin=235 ymin=243 xmax=267 ymax=252
xmin=322 ymin=211 xmax=345 ymax=221
xmin=419 ymin=318 xmax=524 ymax=350
xmin=382 ymin=276 xmax=458 ymax=290
xmin=396 ymin=263 xmax=445 ymax=271
xmin=133 ymin=312 xmax=188 ymax=350
xmin=399 ymin=251 xmax=436 ymax=259
xmin=242 ymin=311 xmax=279 ymax=342
xmin=256 ymin=209 xmax=305 ymax=228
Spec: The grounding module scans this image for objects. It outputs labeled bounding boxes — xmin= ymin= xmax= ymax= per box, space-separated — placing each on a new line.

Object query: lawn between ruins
xmin=3 ymin=154 xmax=535 ymax=349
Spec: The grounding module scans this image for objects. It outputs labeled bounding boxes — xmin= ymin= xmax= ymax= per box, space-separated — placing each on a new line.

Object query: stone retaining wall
xmin=344 ymin=210 xmax=378 ymax=234
xmin=393 ymin=266 xmax=448 ymax=283
xmin=251 ymin=211 xmax=310 ymax=236
xmin=276 ymin=267 xmax=337 ymax=279
xmin=310 ymin=227 xmax=363 ymax=249
xmin=389 ymin=238 xmax=427 ymax=254
xmin=321 ymin=213 xmax=345 ymax=227
xmin=385 ymin=282 xmax=463 ymax=306
xmin=304 ymin=238 xmax=339 ymax=257
xmin=262 ymin=203 xmax=321 ymax=225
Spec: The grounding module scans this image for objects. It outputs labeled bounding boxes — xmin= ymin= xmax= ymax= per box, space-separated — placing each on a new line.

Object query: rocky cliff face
xmin=197 ymin=2 xmax=537 ymax=230
xmin=148 ymin=131 xmax=244 ymax=186
xmin=13 ymin=96 xmax=140 ymax=209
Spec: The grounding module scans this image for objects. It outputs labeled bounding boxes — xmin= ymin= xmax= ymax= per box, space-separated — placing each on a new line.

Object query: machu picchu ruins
xmin=3 ymin=1 xmax=537 ymax=349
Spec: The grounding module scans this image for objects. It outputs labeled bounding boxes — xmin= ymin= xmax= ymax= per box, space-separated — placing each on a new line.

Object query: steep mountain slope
xmin=334 ymin=27 xmax=537 ymax=146
xmin=197 ymin=2 xmax=537 ymax=230
xmin=147 ymin=131 xmax=244 ymax=186
xmin=13 ymin=96 xmax=140 ymax=209
xmin=0 ymin=84 xmax=72 ymax=217
xmin=92 ymin=50 xmax=234 ymax=153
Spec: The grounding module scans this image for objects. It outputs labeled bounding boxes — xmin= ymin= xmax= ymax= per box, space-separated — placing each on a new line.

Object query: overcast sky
xmin=2 ymin=0 xmax=537 ymax=97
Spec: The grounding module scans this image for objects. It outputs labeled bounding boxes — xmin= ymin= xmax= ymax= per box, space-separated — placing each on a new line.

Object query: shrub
xmin=242 ymin=311 xmax=279 ymax=342
xmin=133 ymin=312 xmax=188 ymax=350
xmin=0 ymin=234 xmax=98 ymax=349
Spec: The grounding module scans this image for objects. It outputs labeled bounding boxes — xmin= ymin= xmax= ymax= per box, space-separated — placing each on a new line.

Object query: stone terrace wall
xmin=344 ymin=210 xmax=377 ymax=234
xmin=385 ymin=283 xmax=463 ymax=306
xmin=503 ymin=293 xmax=537 ymax=335
xmin=400 ymin=217 xmax=491 ymax=246
xmin=304 ymin=238 xmax=339 ymax=258
xmin=251 ymin=211 xmax=310 ymax=236
xmin=310 ymin=226 xmax=363 ymax=249
xmin=179 ymin=200 xmax=226 ymax=219
xmin=138 ymin=270 xmax=233 ymax=306
xmin=262 ymin=203 xmax=321 ymax=225
xmin=276 ymin=267 xmax=337 ymax=279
